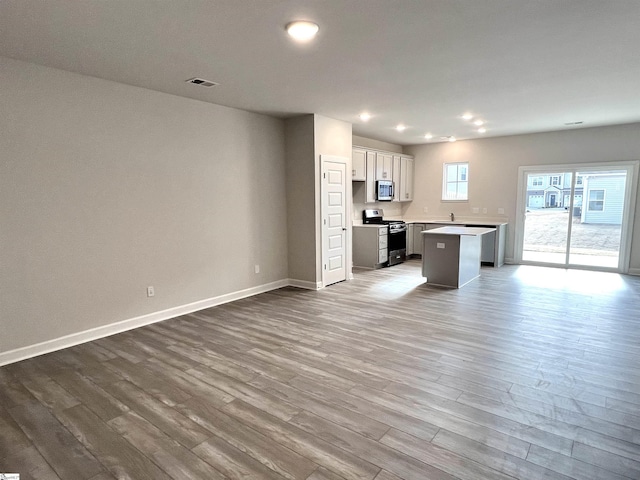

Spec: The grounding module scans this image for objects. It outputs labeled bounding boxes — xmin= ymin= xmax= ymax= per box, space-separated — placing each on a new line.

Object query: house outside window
xmin=588 ymin=189 xmax=605 ymax=211
xmin=576 ymin=175 xmax=583 ymax=185
xmin=442 ymin=162 xmax=468 ymax=201
xmin=550 ymin=175 xmax=561 ymax=186
xmin=532 ymin=177 xmax=543 ymax=186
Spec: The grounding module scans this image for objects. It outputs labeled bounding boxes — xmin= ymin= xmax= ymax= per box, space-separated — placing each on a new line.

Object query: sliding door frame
xmin=514 ymin=160 xmax=639 ymax=273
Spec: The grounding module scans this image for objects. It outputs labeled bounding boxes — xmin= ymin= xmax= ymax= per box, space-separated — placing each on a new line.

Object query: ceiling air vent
xmin=186 ymin=77 xmax=219 ymax=87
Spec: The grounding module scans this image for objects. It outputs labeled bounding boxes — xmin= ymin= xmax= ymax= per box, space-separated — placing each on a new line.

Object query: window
xmin=588 ymin=189 xmax=605 ymax=211
xmin=532 ymin=177 xmax=543 ymax=186
xmin=442 ymin=162 xmax=468 ymax=201
xmin=550 ymin=175 xmax=561 ymax=186
xmin=576 ymin=175 xmax=583 ymax=186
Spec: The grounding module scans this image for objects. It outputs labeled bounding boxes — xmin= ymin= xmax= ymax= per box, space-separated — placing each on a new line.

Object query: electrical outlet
xmin=482 ymin=207 xmax=488 ymax=214
xmin=254 ymin=264 xmax=260 ymax=274
xmin=147 ymin=286 xmax=155 ymax=297
xmin=498 ymin=207 xmax=505 ymax=215
xmin=423 ymin=207 xmax=429 ymax=213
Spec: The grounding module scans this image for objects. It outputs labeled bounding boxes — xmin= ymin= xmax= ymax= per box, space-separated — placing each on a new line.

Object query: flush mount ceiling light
xmin=396 ymin=124 xmax=406 ymax=132
xmin=359 ymin=112 xmax=371 ymax=122
xmin=448 ymin=136 xmax=457 ymax=142
xmin=286 ymin=21 xmax=319 ymax=42
xmin=461 ymin=113 xmax=473 ymax=121
xmin=474 ymin=119 xmax=484 ymax=126
xmin=477 ymin=127 xmax=487 ymax=133
xmin=424 ymin=133 xmax=433 ymax=140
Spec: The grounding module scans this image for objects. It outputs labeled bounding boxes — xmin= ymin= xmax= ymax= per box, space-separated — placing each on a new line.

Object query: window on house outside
xmin=576 ymin=175 xmax=583 ymax=185
xmin=550 ymin=176 xmax=561 ymax=186
xmin=588 ymin=189 xmax=605 ymax=211
xmin=532 ymin=177 xmax=543 ymax=186
xmin=442 ymin=162 xmax=468 ymax=201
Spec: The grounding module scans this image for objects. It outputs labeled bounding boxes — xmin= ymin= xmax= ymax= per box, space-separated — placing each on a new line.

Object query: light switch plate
xmin=437 ymin=242 xmax=445 ymax=249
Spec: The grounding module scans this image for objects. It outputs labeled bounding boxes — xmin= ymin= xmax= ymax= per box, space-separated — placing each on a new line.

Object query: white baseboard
xmin=288 ymin=278 xmax=323 ymax=290
xmin=505 ymin=257 xmax=515 ymax=264
xmin=0 ymin=279 xmax=289 ymax=367
xmin=629 ymin=268 xmax=640 ymax=276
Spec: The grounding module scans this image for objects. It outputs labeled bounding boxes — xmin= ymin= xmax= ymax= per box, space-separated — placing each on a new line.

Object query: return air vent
xmin=186 ymin=77 xmax=219 ymax=87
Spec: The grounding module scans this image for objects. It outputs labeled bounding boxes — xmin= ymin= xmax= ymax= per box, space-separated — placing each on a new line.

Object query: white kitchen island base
xmin=421 ymin=226 xmax=496 ymax=288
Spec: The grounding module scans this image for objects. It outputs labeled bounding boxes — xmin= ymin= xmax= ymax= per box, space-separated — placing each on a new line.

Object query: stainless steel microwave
xmin=376 ymin=180 xmax=393 ymax=201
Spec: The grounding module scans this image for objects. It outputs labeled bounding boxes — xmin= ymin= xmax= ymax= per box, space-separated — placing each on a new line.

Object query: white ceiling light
xmin=448 ymin=136 xmax=457 ymax=142
xmin=424 ymin=133 xmax=433 ymax=140
xmin=462 ymin=113 xmax=473 ymax=121
xmin=286 ymin=21 xmax=319 ymax=42
xmin=477 ymin=127 xmax=487 ymax=133
xmin=474 ymin=119 xmax=484 ymax=126
xmin=359 ymin=112 xmax=371 ymax=122
xmin=396 ymin=124 xmax=406 ymax=132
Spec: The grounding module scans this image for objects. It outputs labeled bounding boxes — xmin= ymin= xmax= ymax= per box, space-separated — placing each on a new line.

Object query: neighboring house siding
xmin=582 ymin=175 xmax=625 ymax=224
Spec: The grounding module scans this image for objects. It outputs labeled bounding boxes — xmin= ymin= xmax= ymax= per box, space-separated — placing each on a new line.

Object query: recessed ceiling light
xmin=448 ymin=136 xmax=457 ymax=142
xmin=396 ymin=124 xmax=406 ymax=132
xmin=477 ymin=127 xmax=487 ymax=133
xmin=359 ymin=113 xmax=371 ymax=122
xmin=424 ymin=133 xmax=433 ymax=140
xmin=462 ymin=113 xmax=473 ymax=121
xmin=286 ymin=21 xmax=319 ymax=42
xmin=474 ymin=119 xmax=484 ymax=126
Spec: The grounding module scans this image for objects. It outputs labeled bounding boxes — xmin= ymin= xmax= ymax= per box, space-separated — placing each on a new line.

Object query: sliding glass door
xmin=518 ymin=163 xmax=637 ymax=272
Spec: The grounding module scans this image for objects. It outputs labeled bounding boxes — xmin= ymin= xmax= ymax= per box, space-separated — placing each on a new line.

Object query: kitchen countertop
xmin=403 ymin=219 xmax=507 ymax=226
xmin=353 ymin=218 xmax=508 ymax=226
xmin=422 ymin=226 xmax=496 ymax=236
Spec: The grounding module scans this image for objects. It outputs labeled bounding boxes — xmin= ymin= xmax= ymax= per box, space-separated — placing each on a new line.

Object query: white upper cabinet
xmin=353 ymin=146 xmax=413 ymax=204
xmin=352 ymin=148 xmax=366 ymax=181
xmin=392 ymin=155 xmax=401 ymax=202
xmin=365 ymin=151 xmax=377 ymax=203
xmin=400 ymin=156 xmax=414 ymax=202
xmin=375 ymin=153 xmax=393 ymax=180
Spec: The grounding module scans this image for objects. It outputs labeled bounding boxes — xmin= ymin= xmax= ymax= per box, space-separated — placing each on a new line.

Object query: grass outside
xmin=523 ymin=208 xmax=621 ymax=260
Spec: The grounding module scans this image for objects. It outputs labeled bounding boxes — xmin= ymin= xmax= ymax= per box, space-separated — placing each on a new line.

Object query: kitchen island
xmin=421 ymin=226 xmax=496 ymax=288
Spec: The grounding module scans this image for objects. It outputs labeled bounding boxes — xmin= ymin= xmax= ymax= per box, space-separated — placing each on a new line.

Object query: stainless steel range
xmin=362 ymin=209 xmax=407 ymax=266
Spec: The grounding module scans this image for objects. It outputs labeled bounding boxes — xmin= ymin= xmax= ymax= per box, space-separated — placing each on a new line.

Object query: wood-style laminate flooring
xmin=2 ymin=259 xmax=640 ymax=479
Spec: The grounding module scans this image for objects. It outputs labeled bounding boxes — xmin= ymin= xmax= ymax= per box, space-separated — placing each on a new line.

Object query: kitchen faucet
xmin=450 ymin=212 xmax=455 ymax=221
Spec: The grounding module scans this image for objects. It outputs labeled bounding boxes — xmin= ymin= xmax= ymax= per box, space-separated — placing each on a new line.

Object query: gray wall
xmin=1 ymin=57 xmax=289 ymax=353
xmin=285 ymin=114 xmax=353 ymax=286
xmin=285 ymin=115 xmax=317 ymax=284
xmin=404 ymin=123 xmax=640 ymax=269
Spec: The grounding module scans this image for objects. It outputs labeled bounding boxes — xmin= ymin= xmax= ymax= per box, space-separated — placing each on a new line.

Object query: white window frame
xmin=550 ymin=175 xmax=561 ymax=186
xmin=587 ymin=189 xmax=605 ymax=212
xmin=442 ymin=162 xmax=469 ymax=202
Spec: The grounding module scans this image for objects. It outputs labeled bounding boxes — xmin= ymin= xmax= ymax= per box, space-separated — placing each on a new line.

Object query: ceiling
xmin=1 ymin=0 xmax=639 ymax=145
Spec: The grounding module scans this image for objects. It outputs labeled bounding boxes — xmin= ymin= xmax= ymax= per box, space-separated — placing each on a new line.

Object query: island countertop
xmin=422 ymin=226 xmax=496 ymax=236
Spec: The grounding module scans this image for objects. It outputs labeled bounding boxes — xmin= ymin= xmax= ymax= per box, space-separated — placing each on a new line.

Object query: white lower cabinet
xmin=353 ymin=225 xmax=388 ymax=268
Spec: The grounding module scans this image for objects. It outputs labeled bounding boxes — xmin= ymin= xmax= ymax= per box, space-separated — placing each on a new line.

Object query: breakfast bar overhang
xmin=421 ymin=226 xmax=497 ymax=288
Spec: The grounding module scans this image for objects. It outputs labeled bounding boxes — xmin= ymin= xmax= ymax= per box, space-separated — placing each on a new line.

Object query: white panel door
xmin=322 ymin=159 xmax=347 ymax=286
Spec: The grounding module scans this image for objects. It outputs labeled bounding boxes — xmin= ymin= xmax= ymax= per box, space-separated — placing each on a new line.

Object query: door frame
xmin=514 ymin=160 xmax=639 ymax=273
xmin=320 ymin=155 xmax=352 ymax=288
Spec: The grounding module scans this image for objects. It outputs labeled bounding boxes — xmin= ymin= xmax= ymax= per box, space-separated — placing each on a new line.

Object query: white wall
xmin=0 ymin=57 xmax=289 ymax=355
xmin=352 ymin=135 xmax=403 ymax=154
xmin=404 ymin=123 xmax=640 ymax=269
